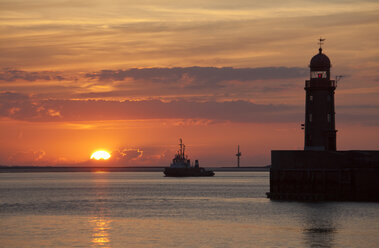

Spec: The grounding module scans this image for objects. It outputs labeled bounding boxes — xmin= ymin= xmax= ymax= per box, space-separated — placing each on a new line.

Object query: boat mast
xmin=183 ymin=144 xmax=185 ymax=159
xmin=179 ymin=138 xmax=183 ymax=159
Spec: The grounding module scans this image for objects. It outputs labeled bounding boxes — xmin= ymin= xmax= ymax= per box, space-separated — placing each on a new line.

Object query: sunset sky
xmin=0 ymin=0 xmax=378 ymax=166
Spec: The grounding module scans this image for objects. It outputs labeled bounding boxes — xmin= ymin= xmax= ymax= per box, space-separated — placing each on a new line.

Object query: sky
xmin=0 ymin=0 xmax=378 ymax=166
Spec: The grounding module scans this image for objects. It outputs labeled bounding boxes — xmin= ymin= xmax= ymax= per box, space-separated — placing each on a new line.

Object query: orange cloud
xmin=112 ymin=148 xmax=143 ymax=162
xmin=8 ymin=149 xmax=46 ymax=165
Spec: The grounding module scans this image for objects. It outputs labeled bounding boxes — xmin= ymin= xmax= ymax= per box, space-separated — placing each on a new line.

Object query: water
xmin=0 ymin=172 xmax=378 ymax=248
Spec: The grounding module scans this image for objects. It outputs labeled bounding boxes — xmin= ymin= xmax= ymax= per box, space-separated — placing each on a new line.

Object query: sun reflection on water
xmin=90 ymin=217 xmax=112 ymax=247
xmin=93 ymin=170 xmax=107 ymax=174
xmin=89 ymin=172 xmax=112 ymax=247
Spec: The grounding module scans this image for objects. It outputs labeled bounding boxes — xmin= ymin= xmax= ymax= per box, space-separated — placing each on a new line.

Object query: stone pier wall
xmin=268 ymin=150 xmax=379 ymax=201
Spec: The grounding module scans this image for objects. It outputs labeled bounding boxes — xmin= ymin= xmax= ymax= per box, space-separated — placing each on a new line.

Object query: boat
xmin=164 ymin=139 xmax=215 ymax=177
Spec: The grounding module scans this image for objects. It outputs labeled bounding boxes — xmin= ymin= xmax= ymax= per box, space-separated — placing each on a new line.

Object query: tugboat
xmin=164 ymin=139 xmax=215 ymax=177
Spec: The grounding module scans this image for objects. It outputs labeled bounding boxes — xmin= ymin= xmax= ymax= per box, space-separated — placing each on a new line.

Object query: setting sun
xmin=91 ymin=151 xmax=111 ymax=160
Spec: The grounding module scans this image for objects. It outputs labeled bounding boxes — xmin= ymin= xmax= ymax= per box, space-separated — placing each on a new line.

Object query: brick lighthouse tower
xmin=304 ymin=39 xmax=337 ymax=151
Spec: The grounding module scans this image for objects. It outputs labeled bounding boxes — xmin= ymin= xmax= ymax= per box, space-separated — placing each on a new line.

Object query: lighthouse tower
xmin=269 ymin=40 xmax=379 ymax=202
xmin=304 ymin=39 xmax=337 ymax=151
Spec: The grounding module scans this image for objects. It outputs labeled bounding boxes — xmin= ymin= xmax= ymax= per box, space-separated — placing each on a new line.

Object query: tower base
xmin=268 ymin=150 xmax=379 ymax=201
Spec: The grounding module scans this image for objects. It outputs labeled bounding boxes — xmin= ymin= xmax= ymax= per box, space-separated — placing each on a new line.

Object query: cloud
xmin=79 ymin=66 xmax=307 ymax=100
xmin=0 ymin=91 xmax=29 ymax=101
xmin=0 ymin=92 xmax=62 ymax=121
xmin=0 ymin=66 xmax=306 ymax=101
xmin=0 ymin=92 xmax=299 ymax=123
xmin=0 ymin=68 xmax=65 ymax=82
xmin=8 ymin=149 xmax=46 ymax=165
xmin=1 ymin=0 xmax=377 ymax=73
xmin=2 ymin=91 xmax=379 ymax=125
xmin=112 ymin=148 xmax=144 ymax=162
xmin=75 ymin=66 xmax=307 ymax=101
xmin=107 ymin=147 xmax=174 ymax=166
xmin=86 ymin=67 xmax=307 ymax=86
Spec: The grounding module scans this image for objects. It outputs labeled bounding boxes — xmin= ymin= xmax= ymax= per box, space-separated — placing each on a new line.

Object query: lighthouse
xmin=269 ymin=40 xmax=379 ymax=202
xmin=304 ymin=39 xmax=337 ymax=151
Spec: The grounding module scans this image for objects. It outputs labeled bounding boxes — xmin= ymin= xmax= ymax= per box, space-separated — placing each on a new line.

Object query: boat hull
xmin=164 ymin=167 xmax=215 ymax=177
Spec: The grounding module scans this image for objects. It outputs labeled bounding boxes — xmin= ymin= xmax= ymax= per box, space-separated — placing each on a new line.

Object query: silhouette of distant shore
xmin=0 ymin=165 xmax=269 ymax=173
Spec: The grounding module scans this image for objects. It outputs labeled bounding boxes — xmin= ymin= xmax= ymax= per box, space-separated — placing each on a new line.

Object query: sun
xmin=91 ymin=150 xmax=111 ymax=160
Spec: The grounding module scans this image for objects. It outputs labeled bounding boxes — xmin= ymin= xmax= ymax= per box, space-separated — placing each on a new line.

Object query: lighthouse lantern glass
xmin=311 ymin=71 xmax=327 ymax=79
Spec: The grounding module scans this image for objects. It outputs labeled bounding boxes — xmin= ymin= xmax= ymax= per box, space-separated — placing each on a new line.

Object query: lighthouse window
xmin=311 ymin=71 xmax=327 ymax=79
xmin=309 ymin=114 xmax=312 ymax=122
xmin=328 ymin=114 xmax=331 ymax=122
xmin=310 ymin=95 xmax=313 ymax=101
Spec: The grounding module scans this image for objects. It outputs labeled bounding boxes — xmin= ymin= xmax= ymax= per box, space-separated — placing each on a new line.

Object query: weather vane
xmin=318 ymin=37 xmax=325 ymax=49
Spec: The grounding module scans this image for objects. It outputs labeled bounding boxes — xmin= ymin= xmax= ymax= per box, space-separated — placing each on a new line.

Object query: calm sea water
xmin=0 ymin=172 xmax=378 ymax=248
